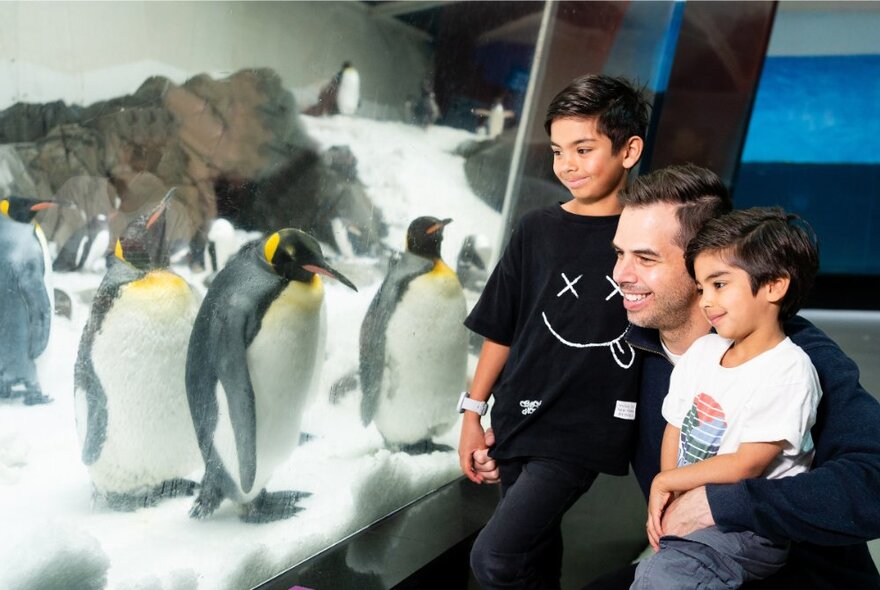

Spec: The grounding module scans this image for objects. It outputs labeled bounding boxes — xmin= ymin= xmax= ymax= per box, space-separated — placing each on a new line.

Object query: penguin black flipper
xmin=17 ymin=243 xmax=51 ymax=360
xmin=187 ymin=243 xmax=281 ymax=495
xmin=75 ymin=260 xmax=142 ymax=464
xmin=359 ymin=251 xmax=433 ymax=426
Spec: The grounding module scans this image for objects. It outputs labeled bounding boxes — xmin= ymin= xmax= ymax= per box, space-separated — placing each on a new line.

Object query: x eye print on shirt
xmin=541 ymin=274 xmax=636 ymax=369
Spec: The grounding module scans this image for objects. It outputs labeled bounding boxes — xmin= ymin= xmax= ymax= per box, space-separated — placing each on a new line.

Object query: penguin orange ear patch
xmin=0 ymin=200 xmax=8 ymax=217
xmin=115 ymin=239 xmax=124 ymax=261
xmin=264 ymin=232 xmax=281 ymax=264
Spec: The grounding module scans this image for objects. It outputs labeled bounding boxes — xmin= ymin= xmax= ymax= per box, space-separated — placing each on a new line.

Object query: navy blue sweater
xmin=628 ymin=316 xmax=880 ymax=588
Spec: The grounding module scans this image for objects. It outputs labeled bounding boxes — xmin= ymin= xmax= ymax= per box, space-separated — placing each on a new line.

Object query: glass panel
xmin=734 ymin=1 xmax=880 ymax=281
xmin=0 ymin=2 xmax=543 ymax=587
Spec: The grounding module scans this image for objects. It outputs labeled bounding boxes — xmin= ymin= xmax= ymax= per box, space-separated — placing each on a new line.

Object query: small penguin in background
xmin=360 ymin=216 xmax=468 ymax=454
xmin=0 ymin=198 xmax=54 ymax=405
xmin=472 ymin=96 xmax=515 ymax=139
xmin=336 ymin=61 xmax=360 ymax=116
xmin=75 ymin=190 xmax=202 ymax=510
xmin=410 ymin=79 xmax=441 ymax=128
xmin=187 ymin=228 xmax=357 ymax=522
xmin=456 ymin=234 xmax=492 ymax=292
xmin=54 ymin=213 xmax=110 ymax=273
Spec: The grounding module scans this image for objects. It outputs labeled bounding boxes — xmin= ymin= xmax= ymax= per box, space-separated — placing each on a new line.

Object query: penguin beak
xmin=146 ymin=188 xmax=176 ymax=229
xmin=302 ymin=263 xmax=358 ymax=292
xmin=427 ymin=218 xmax=453 ymax=235
xmin=29 ymin=201 xmax=57 ymax=212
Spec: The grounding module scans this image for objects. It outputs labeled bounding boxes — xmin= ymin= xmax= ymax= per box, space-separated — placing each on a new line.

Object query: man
xmin=473 ymin=164 xmax=880 ymax=588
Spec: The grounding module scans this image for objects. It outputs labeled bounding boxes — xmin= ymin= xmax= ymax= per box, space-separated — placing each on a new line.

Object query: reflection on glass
xmin=0 ymin=2 xmax=542 ymax=587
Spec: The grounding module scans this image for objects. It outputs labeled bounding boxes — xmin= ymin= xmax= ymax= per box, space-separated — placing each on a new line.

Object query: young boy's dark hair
xmin=544 ymin=74 xmax=651 ymax=151
xmin=619 ymin=163 xmax=733 ymax=249
xmin=685 ymin=206 xmax=820 ymax=321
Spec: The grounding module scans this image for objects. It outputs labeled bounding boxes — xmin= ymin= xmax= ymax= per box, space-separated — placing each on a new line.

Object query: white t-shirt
xmin=662 ymin=334 xmax=822 ymax=479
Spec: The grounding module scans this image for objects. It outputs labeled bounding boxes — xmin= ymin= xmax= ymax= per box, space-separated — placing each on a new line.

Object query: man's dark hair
xmin=685 ymin=207 xmax=820 ymax=321
xmin=619 ymin=164 xmax=733 ymax=249
xmin=544 ymin=74 xmax=650 ymax=153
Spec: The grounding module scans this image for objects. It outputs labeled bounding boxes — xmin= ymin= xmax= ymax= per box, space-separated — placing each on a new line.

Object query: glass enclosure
xmin=3 ymin=1 xmax=874 ymax=588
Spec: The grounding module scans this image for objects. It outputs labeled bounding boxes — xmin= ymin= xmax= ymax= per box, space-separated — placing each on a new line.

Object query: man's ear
xmin=622 ymin=136 xmax=644 ymax=171
xmin=765 ymin=276 xmax=791 ymax=304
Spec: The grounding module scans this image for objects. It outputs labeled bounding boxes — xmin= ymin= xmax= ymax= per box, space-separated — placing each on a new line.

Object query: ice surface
xmin=0 ymin=115 xmax=498 ymax=589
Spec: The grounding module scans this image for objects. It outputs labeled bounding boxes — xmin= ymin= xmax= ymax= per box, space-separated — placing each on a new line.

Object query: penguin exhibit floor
xmin=0 ymin=115 xmax=500 ymax=589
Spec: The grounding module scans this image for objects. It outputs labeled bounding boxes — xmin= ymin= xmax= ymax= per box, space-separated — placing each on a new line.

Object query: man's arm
xmin=672 ymin=339 xmax=880 ymax=545
xmin=459 ymin=339 xmax=509 ymax=484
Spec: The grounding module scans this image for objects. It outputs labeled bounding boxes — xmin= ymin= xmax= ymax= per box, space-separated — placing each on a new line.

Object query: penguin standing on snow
xmin=360 ymin=217 xmax=468 ymax=453
xmin=75 ymin=190 xmax=202 ymax=510
xmin=336 ymin=62 xmax=360 ymax=116
xmin=187 ymin=228 xmax=357 ymax=522
xmin=0 ymin=198 xmax=55 ymax=405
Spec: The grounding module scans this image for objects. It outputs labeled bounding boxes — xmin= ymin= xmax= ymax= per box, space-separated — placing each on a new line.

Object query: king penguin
xmin=336 ymin=62 xmax=360 ymax=116
xmin=186 ymin=228 xmax=357 ymax=522
xmin=359 ymin=216 xmax=468 ymax=453
xmin=74 ymin=190 xmax=203 ymax=510
xmin=0 ymin=198 xmax=54 ymax=405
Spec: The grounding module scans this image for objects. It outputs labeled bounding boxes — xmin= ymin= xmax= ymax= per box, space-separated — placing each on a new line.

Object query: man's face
xmin=612 ymin=203 xmax=698 ymax=331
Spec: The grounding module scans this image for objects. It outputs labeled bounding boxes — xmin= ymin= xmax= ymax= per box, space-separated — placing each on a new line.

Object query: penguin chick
xmin=187 ymin=228 xmax=357 ymax=522
xmin=74 ymin=190 xmax=203 ymax=510
xmin=359 ymin=217 xmax=468 ymax=454
xmin=0 ymin=198 xmax=55 ymax=405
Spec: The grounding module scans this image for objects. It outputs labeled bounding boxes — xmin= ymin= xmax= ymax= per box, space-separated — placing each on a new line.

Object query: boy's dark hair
xmin=685 ymin=207 xmax=820 ymax=321
xmin=619 ymin=164 xmax=733 ymax=250
xmin=544 ymin=74 xmax=650 ymax=153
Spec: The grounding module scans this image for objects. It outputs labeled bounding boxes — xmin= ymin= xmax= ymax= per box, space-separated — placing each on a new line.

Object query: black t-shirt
xmin=465 ymin=205 xmax=641 ymax=474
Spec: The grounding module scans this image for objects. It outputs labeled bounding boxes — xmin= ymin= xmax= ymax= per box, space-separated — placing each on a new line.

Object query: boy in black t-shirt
xmin=459 ymin=75 xmax=649 ymax=589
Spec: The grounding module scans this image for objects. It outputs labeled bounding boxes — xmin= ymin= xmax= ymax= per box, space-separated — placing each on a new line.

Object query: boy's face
xmin=693 ymin=250 xmax=781 ymax=343
xmin=550 ymin=116 xmax=632 ymax=207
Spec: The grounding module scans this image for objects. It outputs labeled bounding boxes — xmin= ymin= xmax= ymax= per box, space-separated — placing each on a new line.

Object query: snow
xmin=0 ymin=116 xmax=499 ymax=589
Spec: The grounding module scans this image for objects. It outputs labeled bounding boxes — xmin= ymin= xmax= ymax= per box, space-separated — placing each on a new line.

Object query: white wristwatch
xmin=457 ymin=391 xmax=488 ymax=416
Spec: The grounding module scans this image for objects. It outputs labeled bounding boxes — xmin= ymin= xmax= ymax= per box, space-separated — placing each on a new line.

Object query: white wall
xmin=0 ymin=1 xmax=432 ymax=117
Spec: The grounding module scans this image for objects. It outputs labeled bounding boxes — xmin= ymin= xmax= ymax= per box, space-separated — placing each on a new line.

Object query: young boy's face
xmin=693 ymin=250 xmax=780 ymax=343
xmin=550 ymin=116 xmax=630 ymax=206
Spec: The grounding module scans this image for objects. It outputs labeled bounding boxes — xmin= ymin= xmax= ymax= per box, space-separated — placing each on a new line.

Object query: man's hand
xmin=473 ymin=428 xmax=500 ymax=484
xmin=661 ymin=486 xmax=715 ymax=538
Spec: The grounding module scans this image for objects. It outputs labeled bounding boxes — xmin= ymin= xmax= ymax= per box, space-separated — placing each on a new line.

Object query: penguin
xmin=2 ymin=196 xmax=57 ymax=316
xmin=410 ymin=79 xmax=440 ymax=128
xmin=74 ymin=190 xmax=202 ymax=510
xmin=359 ymin=216 xmax=468 ymax=453
xmin=455 ymin=233 xmax=491 ymax=292
xmin=0 ymin=198 xmax=54 ymax=405
xmin=336 ymin=62 xmax=360 ymax=116
xmin=186 ymin=228 xmax=357 ymax=522
xmin=472 ymin=97 xmax=514 ymax=139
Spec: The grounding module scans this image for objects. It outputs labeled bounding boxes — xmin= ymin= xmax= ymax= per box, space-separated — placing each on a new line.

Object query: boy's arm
xmin=704 ymin=338 xmax=880 ymax=545
xmin=459 ymin=338 xmax=509 ymax=484
xmin=646 ymin=424 xmax=683 ymax=549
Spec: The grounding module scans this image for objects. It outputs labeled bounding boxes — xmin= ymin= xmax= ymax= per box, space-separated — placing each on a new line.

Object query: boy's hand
xmin=473 ymin=428 xmax=500 ymax=484
xmin=647 ymin=474 xmax=673 ymax=551
xmin=459 ymin=416 xmax=488 ymax=484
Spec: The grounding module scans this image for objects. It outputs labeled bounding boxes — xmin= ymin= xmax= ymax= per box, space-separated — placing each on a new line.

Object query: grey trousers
xmin=631 ymin=526 xmax=788 ymax=590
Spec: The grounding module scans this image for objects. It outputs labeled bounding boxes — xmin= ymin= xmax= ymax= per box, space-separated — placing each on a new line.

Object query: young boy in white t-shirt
xmin=632 ymin=207 xmax=822 ymax=589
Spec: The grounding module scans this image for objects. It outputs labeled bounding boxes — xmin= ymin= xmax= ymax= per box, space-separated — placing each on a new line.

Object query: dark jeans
xmin=470 ymin=457 xmax=598 ymax=590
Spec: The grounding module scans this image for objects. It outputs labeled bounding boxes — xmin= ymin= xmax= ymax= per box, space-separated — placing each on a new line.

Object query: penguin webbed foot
xmin=238 ymin=489 xmax=312 ymax=523
xmin=23 ymin=387 xmax=53 ymax=406
xmin=102 ymin=479 xmax=199 ymax=512
xmin=392 ymin=440 xmax=454 ymax=455
xmin=189 ymin=486 xmax=224 ymax=520
xmin=156 ymin=478 xmax=199 ymax=499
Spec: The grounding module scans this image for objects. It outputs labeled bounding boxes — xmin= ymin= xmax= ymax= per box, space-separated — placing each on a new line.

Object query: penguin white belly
xmin=82 ymin=271 xmax=201 ymax=494
xmin=374 ymin=270 xmax=467 ymax=445
xmin=337 ymin=69 xmax=360 ymax=115
xmin=213 ymin=279 xmax=325 ymax=502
